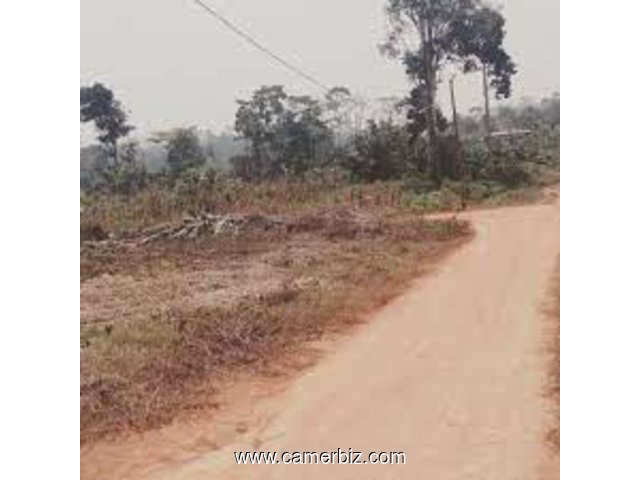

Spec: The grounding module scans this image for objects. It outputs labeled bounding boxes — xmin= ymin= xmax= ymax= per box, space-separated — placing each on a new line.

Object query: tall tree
xmin=324 ymin=87 xmax=355 ymax=145
xmin=235 ymin=86 xmax=288 ymax=178
xmin=234 ymin=86 xmax=331 ymax=179
xmin=381 ymin=0 xmax=516 ymax=180
xmin=151 ymin=127 xmax=207 ymax=177
xmin=80 ymin=83 xmax=134 ymax=164
xmin=282 ymin=94 xmax=332 ymax=174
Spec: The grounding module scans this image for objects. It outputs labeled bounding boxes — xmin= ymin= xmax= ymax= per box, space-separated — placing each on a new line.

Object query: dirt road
xmin=123 ymin=203 xmax=556 ymax=480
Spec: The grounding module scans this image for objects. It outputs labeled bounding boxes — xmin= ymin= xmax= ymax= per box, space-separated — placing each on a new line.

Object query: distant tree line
xmin=80 ymin=80 xmax=559 ymax=195
xmin=80 ymin=1 xmax=562 ymax=196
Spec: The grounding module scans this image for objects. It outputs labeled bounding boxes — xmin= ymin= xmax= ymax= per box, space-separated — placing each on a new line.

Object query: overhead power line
xmin=191 ymin=0 xmax=330 ymax=92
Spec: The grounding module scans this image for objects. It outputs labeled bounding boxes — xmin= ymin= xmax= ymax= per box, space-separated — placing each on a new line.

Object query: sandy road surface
xmin=133 ymin=203 xmax=559 ymax=480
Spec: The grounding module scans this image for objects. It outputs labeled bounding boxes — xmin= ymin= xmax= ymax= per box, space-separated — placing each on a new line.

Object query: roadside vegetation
xmin=80 ymin=83 xmax=559 ymax=238
xmin=544 ymin=262 xmax=560 ymax=454
xmin=80 ymin=0 xmax=559 ymax=443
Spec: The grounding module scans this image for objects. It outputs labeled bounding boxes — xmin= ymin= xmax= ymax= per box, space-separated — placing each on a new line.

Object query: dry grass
xmin=81 ymin=179 xmax=415 ymax=236
xmin=543 ymin=261 xmax=560 ymax=453
xmin=81 ymin=205 xmax=472 ymax=443
xmin=80 ymin=175 xmax=559 ymax=242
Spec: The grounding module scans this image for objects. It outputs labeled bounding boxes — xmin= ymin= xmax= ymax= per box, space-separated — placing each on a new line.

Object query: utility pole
xmin=482 ymin=63 xmax=492 ymax=140
xmin=449 ymin=76 xmax=460 ymax=141
xmin=450 ymin=75 xmax=466 ymax=207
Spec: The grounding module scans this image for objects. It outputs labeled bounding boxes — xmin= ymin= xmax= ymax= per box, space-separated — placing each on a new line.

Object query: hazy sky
xmin=81 ymin=0 xmax=559 ymax=140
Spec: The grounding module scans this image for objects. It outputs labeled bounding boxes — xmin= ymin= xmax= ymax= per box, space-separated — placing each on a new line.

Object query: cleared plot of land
xmin=149 ymin=203 xmax=559 ymax=480
xmin=81 ymin=202 xmax=559 ymax=480
xmin=81 ymin=207 xmax=470 ymax=443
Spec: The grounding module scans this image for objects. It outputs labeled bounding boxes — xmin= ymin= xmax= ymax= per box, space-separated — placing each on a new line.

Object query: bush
xmin=463 ymin=138 xmax=534 ymax=188
xmin=402 ymin=172 xmax=439 ymax=195
xmin=341 ymin=120 xmax=414 ymax=182
xmin=411 ymin=186 xmax=461 ymax=211
xmin=80 ymin=220 xmax=108 ymax=241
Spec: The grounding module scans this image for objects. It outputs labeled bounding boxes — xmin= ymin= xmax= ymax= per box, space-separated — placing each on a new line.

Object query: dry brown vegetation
xmin=543 ymin=261 xmax=560 ymax=454
xmin=81 ymin=184 xmax=472 ymax=443
xmin=81 ymin=178 xmax=416 ymax=236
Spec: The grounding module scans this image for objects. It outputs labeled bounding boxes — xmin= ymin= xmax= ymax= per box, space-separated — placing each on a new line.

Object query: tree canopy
xmin=234 ymin=86 xmax=332 ymax=179
xmin=381 ymin=0 xmax=516 ymax=179
xmin=80 ymin=83 xmax=134 ymax=162
xmin=151 ymin=127 xmax=207 ymax=177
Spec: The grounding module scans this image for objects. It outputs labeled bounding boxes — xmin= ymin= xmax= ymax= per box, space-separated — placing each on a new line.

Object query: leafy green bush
xmin=342 ymin=120 xmax=415 ymax=182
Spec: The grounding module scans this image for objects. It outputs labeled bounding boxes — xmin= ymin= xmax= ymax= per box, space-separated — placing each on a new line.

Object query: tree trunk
xmin=112 ymin=141 xmax=119 ymax=169
xmin=482 ymin=63 xmax=492 ymax=140
xmin=421 ymin=16 xmax=440 ymax=182
xmin=449 ymin=77 xmax=460 ymax=141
